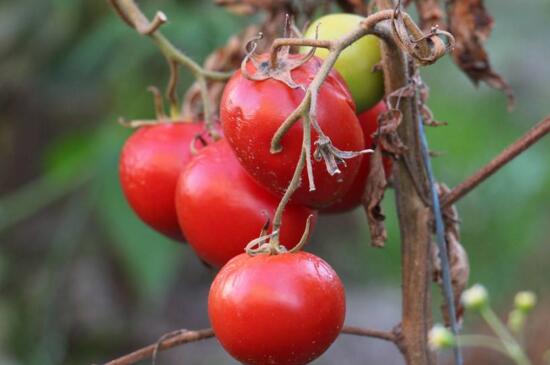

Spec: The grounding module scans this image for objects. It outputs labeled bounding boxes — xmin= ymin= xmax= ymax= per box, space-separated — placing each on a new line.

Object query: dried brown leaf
xmin=362 ymin=147 xmax=389 ymax=248
xmin=447 ymin=0 xmax=515 ymax=109
xmin=414 ymin=0 xmax=445 ymax=32
xmin=376 ymin=108 xmax=407 ymax=156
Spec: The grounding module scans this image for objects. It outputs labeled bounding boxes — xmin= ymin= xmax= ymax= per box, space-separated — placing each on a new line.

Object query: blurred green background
xmin=0 ymin=1 xmax=549 ymax=364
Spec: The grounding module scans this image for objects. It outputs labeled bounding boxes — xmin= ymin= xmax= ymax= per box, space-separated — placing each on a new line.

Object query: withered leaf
xmin=413 ymin=0 xmax=445 ymax=32
xmin=362 ymin=147 xmax=389 ymax=248
xmin=447 ymin=0 xmax=515 ymax=109
xmin=376 ymin=108 xmax=407 ymax=156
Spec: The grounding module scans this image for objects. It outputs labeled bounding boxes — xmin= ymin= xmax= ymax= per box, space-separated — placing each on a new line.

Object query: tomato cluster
xmin=118 ymin=13 xmax=388 ymax=365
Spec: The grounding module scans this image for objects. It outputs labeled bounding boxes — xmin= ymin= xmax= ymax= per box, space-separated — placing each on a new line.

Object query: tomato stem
xmin=108 ymin=0 xmax=230 ymax=137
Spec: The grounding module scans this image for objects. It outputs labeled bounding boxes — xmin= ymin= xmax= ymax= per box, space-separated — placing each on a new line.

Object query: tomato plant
xmin=119 ymin=122 xmax=208 ymax=241
xmin=175 ymin=139 xmax=316 ymax=268
xmin=301 ymin=13 xmax=384 ymax=112
xmin=322 ymin=101 xmax=392 ymax=213
xmin=209 ymin=251 xmax=345 ymax=365
xmin=221 ymin=54 xmax=365 ymax=209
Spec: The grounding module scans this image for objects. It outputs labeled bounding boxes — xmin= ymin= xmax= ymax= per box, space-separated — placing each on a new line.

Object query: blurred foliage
xmin=0 ymin=0 xmax=549 ymax=364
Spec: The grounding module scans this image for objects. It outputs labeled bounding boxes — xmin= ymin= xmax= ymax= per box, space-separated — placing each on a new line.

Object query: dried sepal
xmin=240 ymin=25 xmax=317 ymax=89
xmin=313 ymin=135 xmax=373 ymax=176
xmin=362 ymin=147 xmax=389 ymax=248
xmin=447 ymin=0 xmax=515 ymax=110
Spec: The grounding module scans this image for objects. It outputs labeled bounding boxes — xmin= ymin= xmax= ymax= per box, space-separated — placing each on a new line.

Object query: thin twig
xmin=109 ymin=0 xmax=231 ymax=134
xmin=341 ymin=325 xmax=397 ymax=342
xmin=100 ymin=328 xmax=215 ymax=365
xmin=98 ymin=325 xmax=394 ymax=365
xmin=442 ymin=115 xmax=550 ymax=207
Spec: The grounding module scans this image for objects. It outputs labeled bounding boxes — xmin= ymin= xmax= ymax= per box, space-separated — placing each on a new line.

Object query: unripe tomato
xmin=119 ymin=122 xmax=208 ymax=241
xmin=322 ymin=101 xmax=392 ymax=213
xmin=175 ymin=140 xmax=316 ymax=268
xmin=221 ymin=54 xmax=364 ymax=209
xmin=209 ymin=251 xmax=345 ymax=365
xmin=301 ymin=13 xmax=384 ymax=112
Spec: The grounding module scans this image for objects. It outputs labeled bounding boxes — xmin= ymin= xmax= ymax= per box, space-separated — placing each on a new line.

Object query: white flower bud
xmin=428 ymin=324 xmax=455 ymax=350
xmin=462 ymin=284 xmax=489 ymax=310
xmin=514 ymin=291 xmax=537 ymax=313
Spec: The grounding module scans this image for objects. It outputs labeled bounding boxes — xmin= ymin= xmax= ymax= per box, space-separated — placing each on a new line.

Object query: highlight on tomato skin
xmin=175 ymin=139 xmax=317 ymax=268
xmin=208 ymin=251 xmax=346 ymax=365
xmin=220 ymin=53 xmax=365 ymax=209
xmin=119 ymin=121 xmax=210 ymax=241
xmin=321 ymin=101 xmax=393 ymax=214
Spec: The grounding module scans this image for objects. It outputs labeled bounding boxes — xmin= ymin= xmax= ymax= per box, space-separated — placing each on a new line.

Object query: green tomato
xmin=301 ymin=13 xmax=384 ymax=112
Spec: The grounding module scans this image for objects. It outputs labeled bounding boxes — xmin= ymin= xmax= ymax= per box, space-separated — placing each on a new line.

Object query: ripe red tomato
xmin=322 ymin=101 xmax=392 ymax=213
xmin=119 ymin=122 xmax=207 ymax=241
xmin=209 ymin=251 xmax=345 ymax=365
xmin=221 ymin=54 xmax=365 ymax=209
xmin=175 ymin=139 xmax=316 ymax=268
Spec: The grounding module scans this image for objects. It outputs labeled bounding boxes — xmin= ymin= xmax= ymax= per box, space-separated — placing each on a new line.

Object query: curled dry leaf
xmin=361 ymin=147 xmax=389 ymax=248
xmin=431 ymin=183 xmax=470 ymax=325
xmin=447 ymin=0 xmax=515 ymax=110
xmin=375 ymin=86 xmax=416 ymax=156
xmin=376 ymin=108 xmax=407 ymax=156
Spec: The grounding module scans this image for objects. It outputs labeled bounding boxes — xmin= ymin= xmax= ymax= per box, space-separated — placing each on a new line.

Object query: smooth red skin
xmin=175 ymin=140 xmax=317 ymax=268
xmin=221 ymin=54 xmax=364 ymax=209
xmin=209 ymin=252 xmax=345 ymax=365
xmin=321 ymin=101 xmax=393 ymax=213
xmin=119 ymin=122 xmax=207 ymax=241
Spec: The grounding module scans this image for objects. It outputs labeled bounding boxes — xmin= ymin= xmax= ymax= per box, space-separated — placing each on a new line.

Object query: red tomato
xmin=175 ymin=139 xmax=316 ymax=268
xmin=119 ymin=122 xmax=207 ymax=241
xmin=209 ymin=251 xmax=345 ymax=365
xmin=220 ymin=54 xmax=364 ymax=209
xmin=322 ymin=101 xmax=392 ymax=213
